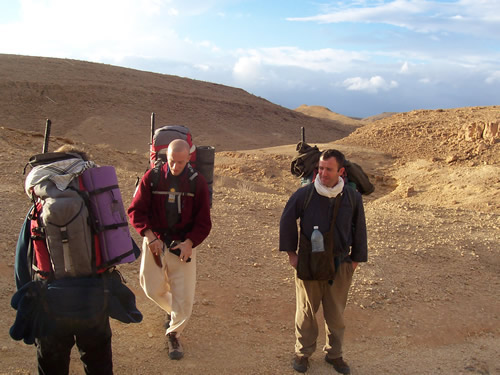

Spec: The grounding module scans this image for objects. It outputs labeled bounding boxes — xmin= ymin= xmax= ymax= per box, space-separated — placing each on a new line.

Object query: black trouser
xmin=36 ymin=312 xmax=113 ymax=375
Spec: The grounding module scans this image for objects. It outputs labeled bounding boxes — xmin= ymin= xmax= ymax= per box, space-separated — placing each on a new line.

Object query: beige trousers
xmin=294 ymin=261 xmax=354 ymax=358
xmin=139 ymin=238 xmax=196 ymax=336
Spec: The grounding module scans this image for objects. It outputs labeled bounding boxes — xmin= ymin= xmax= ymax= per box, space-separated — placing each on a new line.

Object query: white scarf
xmin=314 ymin=176 xmax=344 ymax=198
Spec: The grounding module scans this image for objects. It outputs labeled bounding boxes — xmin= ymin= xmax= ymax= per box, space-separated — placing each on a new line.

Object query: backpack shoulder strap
xmin=344 ymin=185 xmax=357 ymax=217
xmin=150 ymin=163 xmax=198 ymax=197
xmin=300 ymin=183 xmax=315 ymax=218
xmin=149 ymin=162 xmax=163 ymax=192
xmin=186 ymin=163 xmax=198 ymax=195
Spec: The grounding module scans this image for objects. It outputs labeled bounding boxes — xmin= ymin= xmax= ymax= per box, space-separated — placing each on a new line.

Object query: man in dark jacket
xmin=279 ymin=149 xmax=367 ymax=374
xmin=128 ymin=139 xmax=211 ymax=360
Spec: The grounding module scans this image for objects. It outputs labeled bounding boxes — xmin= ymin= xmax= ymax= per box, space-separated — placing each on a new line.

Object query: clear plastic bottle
xmin=311 ymin=226 xmax=325 ymax=252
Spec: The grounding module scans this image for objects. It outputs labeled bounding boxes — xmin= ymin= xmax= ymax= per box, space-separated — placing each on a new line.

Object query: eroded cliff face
xmin=338 ymin=106 xmax=500 ymax=167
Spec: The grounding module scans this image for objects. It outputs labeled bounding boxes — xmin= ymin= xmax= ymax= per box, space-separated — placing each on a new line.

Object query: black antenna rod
xmin=43 ymin=119 xmax=51 ymax=153
xmin=150 ymin=112 xmax=156 ymax=145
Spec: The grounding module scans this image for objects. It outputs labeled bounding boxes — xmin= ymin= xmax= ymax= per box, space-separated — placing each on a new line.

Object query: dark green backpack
xmin=343 ymin=160 xmax=375 ymax=195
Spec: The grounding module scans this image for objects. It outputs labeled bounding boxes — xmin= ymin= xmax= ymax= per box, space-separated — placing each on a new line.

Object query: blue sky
xmin=1 ymin=0 xmax=499 ymax=117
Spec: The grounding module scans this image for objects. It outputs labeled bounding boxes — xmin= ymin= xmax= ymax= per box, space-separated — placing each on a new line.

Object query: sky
xmin=1 ymin=0 xmax=499 ymax=118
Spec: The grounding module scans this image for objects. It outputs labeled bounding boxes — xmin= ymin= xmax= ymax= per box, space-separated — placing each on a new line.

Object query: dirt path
xmin=1 ymin=130 xmax=498 ymax=374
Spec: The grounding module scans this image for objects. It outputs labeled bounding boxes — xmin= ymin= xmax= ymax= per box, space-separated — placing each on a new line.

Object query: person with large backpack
xmin=128 ymin=139 xmax=212 ymax=360
xmin=10 ymin=144 xmax=142 ymax=375
xmin=279 ymin=149 xmax=368 ymax=374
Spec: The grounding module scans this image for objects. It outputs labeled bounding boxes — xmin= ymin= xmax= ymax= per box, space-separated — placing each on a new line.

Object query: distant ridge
xmin=0 ymin=54 xmax=358 ymax=152
xmin=361 ymin=112 xmax=398 ymax=122
xmin=294 ymin=104 xmax=362 ymax=127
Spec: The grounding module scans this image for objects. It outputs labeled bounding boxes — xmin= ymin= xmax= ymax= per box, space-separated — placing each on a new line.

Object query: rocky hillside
xmin=339 ymin=106 xmax=499 ymax=166
xmin=0 ymin=54 xmax=354 ymax=152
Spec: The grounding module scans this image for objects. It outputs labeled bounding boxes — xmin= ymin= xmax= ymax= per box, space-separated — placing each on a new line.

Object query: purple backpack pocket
xmin=81 ymin=166 xmax=136 ymax=268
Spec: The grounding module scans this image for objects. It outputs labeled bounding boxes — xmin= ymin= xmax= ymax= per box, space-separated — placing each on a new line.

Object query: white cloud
xmin=400 ymin=61 xmax=409 ymax=73
xmin=233 ymin=55 xmax=264 ymax=83
xmin=287 ymin=0 xmax=500 ymax=37
xmin=485 ymin=71 xmax=500 ymax=84
xmin=198 ymin=40 xmax=220 ymax=52
xmin=0 ymin=0 xmax=186 ymax=62
xmin=194 ymin=64 xmax=210 ymax=72
xmin=342 ymin=76 xmax=399 ymax=93
xmin=168 ymin=8 xmax=179 ymax=16
xmin=232 ymin=47 xmax=367 ymax=77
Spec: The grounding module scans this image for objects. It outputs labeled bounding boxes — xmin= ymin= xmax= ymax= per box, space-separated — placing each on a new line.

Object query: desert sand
xmin=0 ymin=54 xmax=499 ymax=374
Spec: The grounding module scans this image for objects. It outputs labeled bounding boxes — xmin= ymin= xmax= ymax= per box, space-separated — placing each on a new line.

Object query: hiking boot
xmin=167 ymin=332 xmax=183 ymax=360
xmin=292 ymin=355 xmax=308 ymax=373
xmin=164 ymin=313 xmax=171 ymax=330
xmin=325 ymin=356 xmax=350 ymax=374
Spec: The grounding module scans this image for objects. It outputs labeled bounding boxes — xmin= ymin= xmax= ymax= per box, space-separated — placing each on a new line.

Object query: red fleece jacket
xmin=127 ymin=164 xmax=211 ymax=247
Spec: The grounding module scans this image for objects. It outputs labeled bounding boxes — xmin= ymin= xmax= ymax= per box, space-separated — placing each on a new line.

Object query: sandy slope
xmin=0 ymin=55 xmax=499 ymax=375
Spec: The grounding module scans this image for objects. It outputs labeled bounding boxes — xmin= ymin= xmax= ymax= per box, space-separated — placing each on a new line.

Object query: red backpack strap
xmin=29 ymin=197 xmax=52 ymax=279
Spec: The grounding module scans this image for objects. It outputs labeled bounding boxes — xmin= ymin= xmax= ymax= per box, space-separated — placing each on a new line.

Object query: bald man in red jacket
xmin=128 ymin=139 xmax=211 ymax=360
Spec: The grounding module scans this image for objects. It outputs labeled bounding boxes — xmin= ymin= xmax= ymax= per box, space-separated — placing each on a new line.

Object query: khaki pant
xmin=139 ymin=238 xmax=196 ymax=336
xmin=294 ymin=261 xmax=354 ymax=358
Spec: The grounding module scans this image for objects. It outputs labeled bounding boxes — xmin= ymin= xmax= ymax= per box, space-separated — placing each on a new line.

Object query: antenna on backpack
xmin=301 ymin=126 xmax=305 ymax=143
xmin=43 ymin=119 xmax=51 ymax=153
xmin=150 ymin=112 xmax=156 ymax=145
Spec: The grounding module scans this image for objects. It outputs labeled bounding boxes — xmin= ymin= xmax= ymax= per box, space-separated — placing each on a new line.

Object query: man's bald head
xmin=168 ymin=139 xmax=190 ymax=154
xmin=167 ymin=139 xmax=191 ymax=176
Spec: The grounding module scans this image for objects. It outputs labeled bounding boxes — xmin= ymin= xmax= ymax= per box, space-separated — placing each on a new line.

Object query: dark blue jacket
xmin=14 ymin=211 xmax=32 ymax=290
xmin=10 ymin=273 xmax=143 ymax=345
xmin=279 ymin=184 xmax=367 ymax=263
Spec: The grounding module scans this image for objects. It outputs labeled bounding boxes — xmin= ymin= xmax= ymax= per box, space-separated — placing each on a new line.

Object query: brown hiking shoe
xmin=167 ymin=332 xmax=183 ymax=360
xmin=292 ymin=355 xmax=309 ymax=373
xmin=325 ymin=356 xmax=350 ymax=374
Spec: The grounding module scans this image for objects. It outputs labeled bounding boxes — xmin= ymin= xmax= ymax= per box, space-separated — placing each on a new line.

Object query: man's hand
xmin=172 ymin=239 xmax=193 ymax=262
xmin=147 ymin=238 xmax=163 ymax=256
xmin=148 ymin=238 xmax=163 ymax=268
xmin=144 ymin=229 xmax=163 ymax=267
xmin=352 ymin=261 xmax=358 ymax=271
xmin=287 ymin=251 xmax=298 ymax=269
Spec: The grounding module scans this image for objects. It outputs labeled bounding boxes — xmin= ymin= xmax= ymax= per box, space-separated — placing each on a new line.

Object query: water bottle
xmin=311 ymin=226 xmax=324 ymax=252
